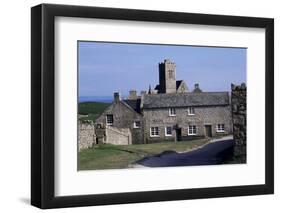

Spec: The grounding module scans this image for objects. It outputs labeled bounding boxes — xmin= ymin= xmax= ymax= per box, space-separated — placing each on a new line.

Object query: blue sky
xmin=78 ymin=41 xmax=246 ymax=98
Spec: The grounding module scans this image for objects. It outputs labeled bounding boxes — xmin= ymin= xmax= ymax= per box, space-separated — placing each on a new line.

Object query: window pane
xmin=169 ymin=108 xmax=176 ymax=115
xmin=217 ymin=124 xmax=225 ymax=132
xmin=188 ymin=125 xmax=196 ymax=135
xmin=151 ymin=127 xmax=159 ymax=136
xmin=134 ymin=121 xmax=140 ymax=128
xmin=166 ymin=126 xmax=172 ymax=135
xmin=188 ymin=107 xmax=195 ymax=114
xmin=106 ymin=114 xmax=113 ymax=125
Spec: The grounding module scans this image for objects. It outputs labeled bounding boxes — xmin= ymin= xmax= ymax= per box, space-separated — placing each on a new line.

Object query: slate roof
xmin=142 ymin=92 xmax=229 ymax=109
xmin=154 ymin=80 xmax=185 ymax=91
xmin=122 ymin=99 xmax=142 ymax=113
xmin=176 ymin=80 xmax=183 ymax=89
xmin=154 ymin=84 xmax=160 ymax=90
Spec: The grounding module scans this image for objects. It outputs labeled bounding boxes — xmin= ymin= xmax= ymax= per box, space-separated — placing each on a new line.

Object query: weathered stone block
xmin=231 ymin=83 xmax=247 ymax=163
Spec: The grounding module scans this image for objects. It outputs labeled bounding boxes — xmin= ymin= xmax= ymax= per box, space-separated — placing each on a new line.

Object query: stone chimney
xmin=114 ymin=92 xmax=120 ymax=102
xmin=193 ymin=83 xmax=202 ymax=93
xmin=128 ymin=90 xmax=137 ymax=100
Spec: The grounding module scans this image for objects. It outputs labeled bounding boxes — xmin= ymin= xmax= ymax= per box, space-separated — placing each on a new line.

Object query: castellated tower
xmin=158 ymin=59 xmax=177 ymax=93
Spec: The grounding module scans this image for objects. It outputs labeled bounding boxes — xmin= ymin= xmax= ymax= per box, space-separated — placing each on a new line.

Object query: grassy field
xmin=78 ymin=139 xmax=209 ymax=170
xmin=78 ymin=102 xmax=110 ymax=122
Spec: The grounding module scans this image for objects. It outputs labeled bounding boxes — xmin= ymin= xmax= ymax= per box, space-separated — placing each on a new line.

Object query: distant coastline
xmin=79 ymin=96 xmax=113 ymax=103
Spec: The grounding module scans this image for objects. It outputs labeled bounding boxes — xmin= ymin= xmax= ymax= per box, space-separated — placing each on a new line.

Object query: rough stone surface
xmin=95 ymin=99 xmax=143 ymax=144
xmin=78 ymin=121 xmax=95 ymax=151
xmin=143 ymin=105 xmax=232 ymax=143
xmin=231 ymin=83 xmax=247 ymax=163
xmin=158 ymin=59 xmax=177 ymax=93
xmin=106 ymin=126 xmax=132 ymax=145
xmin=78 ymin=122 xmax=132 ymax=150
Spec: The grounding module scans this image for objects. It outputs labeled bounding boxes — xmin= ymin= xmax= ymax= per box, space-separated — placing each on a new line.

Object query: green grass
xmin=78 ymin=139 xmax=209 ymax=170
xmin=78 ymin=102 xmax=110 ymax=122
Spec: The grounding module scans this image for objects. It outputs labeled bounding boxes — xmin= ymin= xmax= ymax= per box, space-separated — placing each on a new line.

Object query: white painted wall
xmin=0 ymin=0 xmax=279 ymax=212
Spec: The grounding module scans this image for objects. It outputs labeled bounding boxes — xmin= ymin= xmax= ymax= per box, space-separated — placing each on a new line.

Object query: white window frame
xmin=188 ymin=125 xmax=197 ymax=135
xmin=106 ymin=114 xmax=113 ymax=126
xmin=188 ymin=107 xmax=195 ymax=115
xmin=133 ymin=121 xmax=141 ymax=129
xmin=150 ymin=127 xmax=159 ymax=137
xmin=169 ymin=108 xmax=176 ymax=116
xmin=165 ymin=126 xmax=173 ymax=136
xmin=216 ymin=124 xmax=225 ymax=132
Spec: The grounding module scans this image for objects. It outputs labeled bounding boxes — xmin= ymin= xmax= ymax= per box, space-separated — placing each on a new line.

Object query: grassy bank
xmin=78 ymin=102 xmax=110 ymax=122
xmin=78 ymin=139 xmax=209 ymax=170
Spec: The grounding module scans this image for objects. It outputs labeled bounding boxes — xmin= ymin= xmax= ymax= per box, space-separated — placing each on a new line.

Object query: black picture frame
xmin=31 ymin=3 xmax=274 ymax=209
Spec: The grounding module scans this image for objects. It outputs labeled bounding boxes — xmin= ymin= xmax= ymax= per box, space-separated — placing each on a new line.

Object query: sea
xmin=79 ymin=96 xmax=113 ymax=103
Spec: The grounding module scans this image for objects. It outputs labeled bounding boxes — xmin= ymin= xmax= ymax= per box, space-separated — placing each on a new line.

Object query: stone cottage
xmin=94 ymin=59 xmax=232 ymax=144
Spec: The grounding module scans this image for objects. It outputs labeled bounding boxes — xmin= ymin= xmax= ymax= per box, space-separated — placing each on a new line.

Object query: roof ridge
xmin=144 ymin=91 xmax=229 ymax=96
xmin=120 ymin=100 xmax=137 ymax=112
xmin=143 ymin=91 xmax=230 ymax=108
xmin=122 ymin=99 xmax=142 ymax=114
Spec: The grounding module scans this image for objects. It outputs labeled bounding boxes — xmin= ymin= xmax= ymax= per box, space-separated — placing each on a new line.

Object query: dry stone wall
xmin=78 ymin=121 xmax=132 ymax=150
xmin=231 ymin=83 xmax=246 ymax=163
xmin=78 ymin=121 xmax=96 ymax=151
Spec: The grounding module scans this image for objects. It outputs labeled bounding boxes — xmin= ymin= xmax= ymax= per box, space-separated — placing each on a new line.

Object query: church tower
xmin=158 ymin=59 xmax=177 ymax=93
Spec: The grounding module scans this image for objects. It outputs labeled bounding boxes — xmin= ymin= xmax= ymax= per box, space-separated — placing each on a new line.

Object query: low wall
xmin=231 ymin=83 xmax=246 ymax=163
xmin=105 ymin=126 xmax=132 ymax=145
xmin=79 ymin=122 xmax=132 ymax=149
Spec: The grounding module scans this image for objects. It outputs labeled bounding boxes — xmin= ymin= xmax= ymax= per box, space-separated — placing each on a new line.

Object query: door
xmin=175 ymin=128 xmax=182 ymax=141
xmin=205 ymin=125 xmax=212 ymax=137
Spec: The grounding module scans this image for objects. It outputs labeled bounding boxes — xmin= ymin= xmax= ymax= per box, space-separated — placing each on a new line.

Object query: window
xmin=133 ymin=121 xmax=141 ymax=128
xmin=165 ymin=126 xmax=173 ymax=136
xmin=150 ymin=127 xmax=159 ymax=137
xmin=188 ymin=125 xmax=197 ymax=135
xmin=106 ymin=114 xmax=113 ymax=126
xmin=188 ymin=107 xmax=195 ymax=115
xmin=169 ymin=108 xmax=176 ymax=116
xmin=216 ymin=124 xmax=225 ymax=132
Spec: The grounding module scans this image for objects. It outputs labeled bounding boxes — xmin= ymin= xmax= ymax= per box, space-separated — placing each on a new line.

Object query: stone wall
xmin=231 ymin=83 xmax=246 ymax=163
xmin=78 ymin=121 xmax=132 ymax=149
xmin=105 ymin=126 xmax=132 ymax=145
xmin=78 ymin=121 xmax=96 ymax=151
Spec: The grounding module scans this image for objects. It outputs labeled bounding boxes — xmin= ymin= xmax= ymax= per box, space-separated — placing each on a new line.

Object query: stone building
xmin=94 ymin=59 xmax=232 ymax=144
xmin=95 ymin=92 xmax=143 ymax=144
